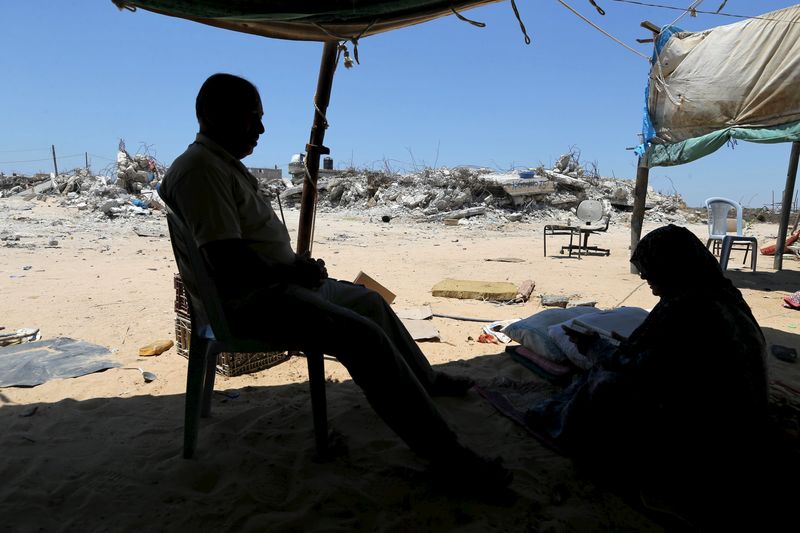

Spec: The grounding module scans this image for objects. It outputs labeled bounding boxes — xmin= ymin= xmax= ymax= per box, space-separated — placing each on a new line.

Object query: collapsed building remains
xmin=0 ymin=149 xmax=687 ymax=225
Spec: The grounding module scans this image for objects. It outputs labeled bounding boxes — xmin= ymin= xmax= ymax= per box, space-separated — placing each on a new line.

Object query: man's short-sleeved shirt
xmin=160 ymin=133 xmax=295 ymax=266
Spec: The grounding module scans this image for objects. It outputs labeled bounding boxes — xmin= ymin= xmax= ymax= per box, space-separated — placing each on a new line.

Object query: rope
xmin=614 ymin=281 xmax=647 ymax=307
xmin=667 ymin=0 xmax=705 ymax=28
xmin=555 ymin=0 xmax=650 ymax=60
xmin=432 ymin=313 xmax=500 ymax=323
xmin=588 ymin=0 xmax=606 ymax=16
xmin=312 ymin=19 xmax=376 ymax=66
xmin=510 ymin=0 xmax=532 ymax=44
xmin=450 ymin=7 xmax=486 ymax=27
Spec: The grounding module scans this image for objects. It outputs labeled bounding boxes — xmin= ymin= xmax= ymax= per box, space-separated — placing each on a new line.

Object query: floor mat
xmin=0 ymin=337 xmax=119 ymax=387
xmin=476 ymin=379 xmax=565 ymax=453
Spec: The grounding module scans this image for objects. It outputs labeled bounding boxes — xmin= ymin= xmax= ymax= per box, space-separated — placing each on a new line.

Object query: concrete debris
xmin=275 ymin=151 xmax=687 ymax=226
xmin=0 ymin=140 xmax=169 ymax=220
xmin=1 ymin=148 xmax=687 ymax=226
xmin=540 ymin=294 xmax=571 ymax=308
xmin=432 ymin=278 xmax=520 ymax=301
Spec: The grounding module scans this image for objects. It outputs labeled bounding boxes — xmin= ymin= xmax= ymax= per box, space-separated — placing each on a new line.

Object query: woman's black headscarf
xmin=630 ymin=224 xmax=728 ymax=294
xmin=629 ymin=224 xmax=762 ymax=344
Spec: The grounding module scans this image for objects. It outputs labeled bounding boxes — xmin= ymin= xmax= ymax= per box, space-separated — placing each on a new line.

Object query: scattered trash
xmin=515 ymin=280 xmax=536 ymax=303
xmin=482 ymin=319 xmax=520 ymax=344
xmin=433 ymin=313 xmax=500 ymax=323
xmin=138 ymin=339 xmax=174 ymax=357
xmin=400 ymin=318 xmax=440 ymax=342
xmin=124 ymin=367 xmax=157 ymax=383
xmin=432 ymin=279 xmax=519 ymax=301
xmin=567 ymin=299 xmax=598 ymax=308
xmin=540 ymin=295 xmax=571 ymax=308
xmin=477 ymin=333 xmax=500 ymax=344
xmin=0 ymin=327 xmax=41 ymax=347
xmin=394 ymin=305 xmax=433 ymax=320
xmin=485 ymin=257 xmax=525 ymax=263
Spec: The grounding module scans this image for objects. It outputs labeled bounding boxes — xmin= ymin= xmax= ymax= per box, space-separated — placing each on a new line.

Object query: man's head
xmin=196 ymin=73 xmax=264 ymax=160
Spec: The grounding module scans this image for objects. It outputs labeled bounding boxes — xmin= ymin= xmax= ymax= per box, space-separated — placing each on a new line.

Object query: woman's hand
xmin=563 ymin=326 xmax=600 ymax=355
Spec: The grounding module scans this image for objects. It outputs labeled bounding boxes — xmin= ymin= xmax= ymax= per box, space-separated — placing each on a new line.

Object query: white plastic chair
xmin=704 ymin=197 xmax=757 ymax=271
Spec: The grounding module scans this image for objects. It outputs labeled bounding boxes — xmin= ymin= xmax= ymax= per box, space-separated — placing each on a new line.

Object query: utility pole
xmin=51 ymin=145 xmax=59 ymax=177
xmin=85 ymin=152 xmax=89 ymax=172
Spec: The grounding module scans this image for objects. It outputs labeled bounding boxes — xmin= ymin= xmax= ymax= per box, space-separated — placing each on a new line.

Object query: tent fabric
xmin=643 ymin=5 xmax=800 ymax=167
xmin=647 ymin=120 xmax=800 ymax=167
xmin=113 ymin=0 xmax=502 ymax=41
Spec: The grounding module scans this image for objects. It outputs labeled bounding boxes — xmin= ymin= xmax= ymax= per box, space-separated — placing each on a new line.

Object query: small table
xmin=543 ymin=224 xmax=583 ymax=258
xmin=719 ymin=235 xmax=758 ymax=271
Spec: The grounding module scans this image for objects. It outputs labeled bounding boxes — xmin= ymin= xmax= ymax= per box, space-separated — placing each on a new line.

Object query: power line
xmin=0 ymin=147 xmax=50 ymax=154
xmin=556 ymin=0 xmax=650 ymax=60
xmin=608 ymin=0 xmax=800 ymax=24
xmin=0 ymin=153 xmax=84 ymax=165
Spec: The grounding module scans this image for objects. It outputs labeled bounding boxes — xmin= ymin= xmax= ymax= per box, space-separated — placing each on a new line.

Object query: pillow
xmin=548 ymin=307 xmax=650 ymax=370
xmin=501 ymin=307 xmax=601 ymax=363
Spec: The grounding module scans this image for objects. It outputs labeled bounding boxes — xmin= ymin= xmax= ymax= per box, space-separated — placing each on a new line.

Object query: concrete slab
xmin=431 ymin=278 xmax=519 ymax=301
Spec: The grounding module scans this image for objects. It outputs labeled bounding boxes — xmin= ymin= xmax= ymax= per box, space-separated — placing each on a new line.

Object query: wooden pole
xmin=773 ymin=141 xmax=800 ymax=270
xmin=51 ymin=145 xmax=59 ymax=177
xmin=630 ymin=157 xmax=650 ymax=274
xmin=296 ymin=41 xmax=338 ymax=256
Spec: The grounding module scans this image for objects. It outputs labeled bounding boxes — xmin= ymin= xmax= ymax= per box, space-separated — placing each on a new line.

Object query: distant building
xmin=248 ymin=166 xmax=282 ymax=181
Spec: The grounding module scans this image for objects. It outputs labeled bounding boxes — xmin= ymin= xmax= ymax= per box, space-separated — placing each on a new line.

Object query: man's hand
xmin=294 ymin=251 xmax=328 ymax=288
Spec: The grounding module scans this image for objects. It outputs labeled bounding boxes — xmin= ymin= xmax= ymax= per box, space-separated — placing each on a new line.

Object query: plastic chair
xmin=544 ymin=199 xmax=610 ymax=258
xmin=162 ymin=205 xmax=329 ymax=459
xmin=704 ymin=197 xmax=757 ymax=271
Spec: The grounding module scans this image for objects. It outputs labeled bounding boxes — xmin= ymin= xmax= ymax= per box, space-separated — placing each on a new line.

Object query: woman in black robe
xmin=526 ymin=224 xmax=768 ymax=514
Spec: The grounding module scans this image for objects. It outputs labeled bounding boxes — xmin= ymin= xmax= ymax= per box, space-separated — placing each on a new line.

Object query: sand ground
xmin=1 ymin=197 xmax=799 ymax=532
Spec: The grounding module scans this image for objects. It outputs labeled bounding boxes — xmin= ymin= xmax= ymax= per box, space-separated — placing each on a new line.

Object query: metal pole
xmin=296 ymin=41 xmax=338 ymax=256
xmin=630 ymin=157 xmax=650 ymax=273
xmin=773 ymin=141 xmax=800 ymax=270
xmin=51 ymin=145 xmax=59 ymax=177
xmin=85 ymin=152 xmax=89 ymax=172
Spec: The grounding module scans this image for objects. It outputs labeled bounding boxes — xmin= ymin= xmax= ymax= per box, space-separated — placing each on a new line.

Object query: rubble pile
xmin=1 ymin=147 xmax=687 ymax=226
xmin=0 ymin=141 xmax=166 ymax=219
xmin=0 ymin=174 xmax=40 ymax=197
xmin=277 ymin=151 xmax=688 ymax=225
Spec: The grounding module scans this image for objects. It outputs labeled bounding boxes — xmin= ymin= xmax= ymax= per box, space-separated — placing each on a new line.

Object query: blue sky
xmin=1 ymin=0 xmax=797 ymax=207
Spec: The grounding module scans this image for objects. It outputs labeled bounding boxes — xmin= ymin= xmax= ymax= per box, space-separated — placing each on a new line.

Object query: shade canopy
xmin=642 ymin=5 xmax=800 ymax=168
xmin=113 ymin=0 xmax=501 ymax=41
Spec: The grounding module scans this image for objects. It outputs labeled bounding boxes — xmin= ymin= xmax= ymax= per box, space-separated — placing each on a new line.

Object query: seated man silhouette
xmin=159 ymin=73 xmax=510 ymax=489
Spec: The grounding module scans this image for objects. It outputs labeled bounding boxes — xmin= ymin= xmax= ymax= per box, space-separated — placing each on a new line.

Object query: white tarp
xmin=648 ymin=4 xmax=800 ymax=145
